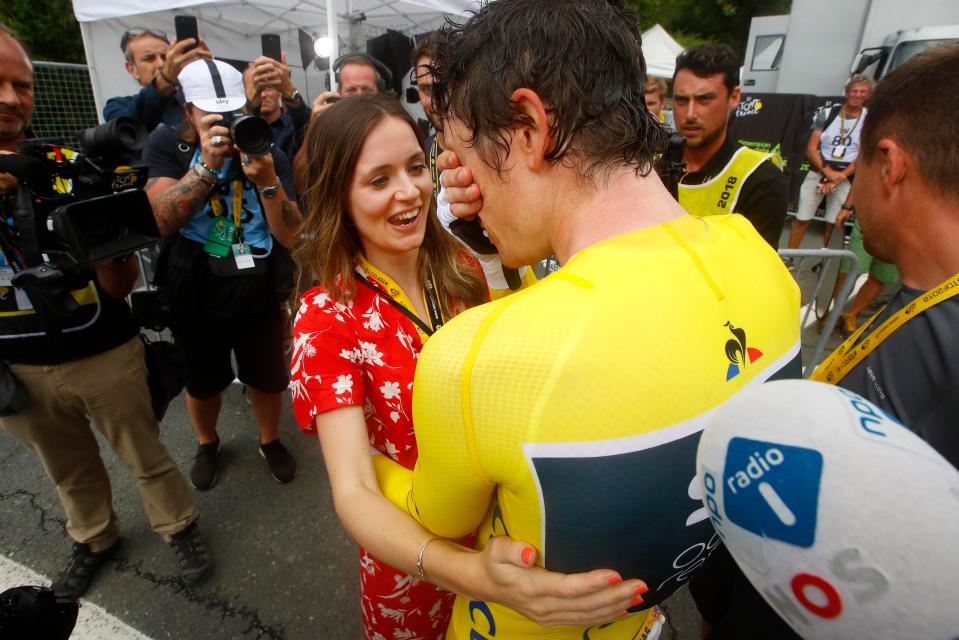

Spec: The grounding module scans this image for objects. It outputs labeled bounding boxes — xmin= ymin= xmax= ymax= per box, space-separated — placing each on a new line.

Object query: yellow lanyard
xmin=356 ymin=255 xmax=444 ymax=343
xmin=811 ymin=271 xmax=959 ymax=384
xmin=209 ymin=180 xmax=244 ymax=231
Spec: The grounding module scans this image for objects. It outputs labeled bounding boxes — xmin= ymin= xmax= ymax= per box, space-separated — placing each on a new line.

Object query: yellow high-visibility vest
xmin=678 ymin=146 xmax=781 ymax=217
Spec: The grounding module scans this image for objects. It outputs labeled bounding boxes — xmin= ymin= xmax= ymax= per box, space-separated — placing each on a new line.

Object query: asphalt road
xmin=0 ymin=221 xmax=891 ymax=639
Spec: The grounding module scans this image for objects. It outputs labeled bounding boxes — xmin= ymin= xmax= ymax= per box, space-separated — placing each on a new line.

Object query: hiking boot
xmin=51 ymin=539 xmax=120 ymax=600
xmin=259 ymin=439 xmax=295 ymax=484
xmin=168 ymin=522 xmax=213 ymax=586
xmin=190 ymin=437 xmax=220 ymax=491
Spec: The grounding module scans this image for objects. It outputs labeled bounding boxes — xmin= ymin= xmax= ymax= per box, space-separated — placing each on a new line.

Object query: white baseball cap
xmin=178 ymin=59 xmax=247 ymax=113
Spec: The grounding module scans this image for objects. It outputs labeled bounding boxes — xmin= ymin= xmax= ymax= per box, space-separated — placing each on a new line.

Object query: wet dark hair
xmin=860 ymin=43 xmax=959 ymax=199
xmin=429 ymin=0 xmax=665 ymax=182
xmin=674 ymin=44 xmax=740 ymax=94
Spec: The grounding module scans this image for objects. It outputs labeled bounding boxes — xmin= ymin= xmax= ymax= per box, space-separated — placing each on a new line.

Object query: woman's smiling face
xmin=347 ymin=115 xmax=432 ymax=263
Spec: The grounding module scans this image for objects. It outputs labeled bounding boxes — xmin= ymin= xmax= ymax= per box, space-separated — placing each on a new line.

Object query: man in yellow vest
xmin=673 ymin=44 xmax=788 ymax=249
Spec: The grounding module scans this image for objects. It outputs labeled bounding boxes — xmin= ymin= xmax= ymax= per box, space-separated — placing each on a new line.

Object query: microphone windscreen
xmin=696 ymin=379 xmax=959 ymax=640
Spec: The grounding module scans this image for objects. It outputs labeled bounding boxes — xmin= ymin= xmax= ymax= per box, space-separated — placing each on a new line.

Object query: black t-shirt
xmin=841 ymin=286 xmax=959 ymax=467
xmin=682 ymin=136 xmax=789 ymax=249
xmin=0 ymin=266 xmax=139 ymax=365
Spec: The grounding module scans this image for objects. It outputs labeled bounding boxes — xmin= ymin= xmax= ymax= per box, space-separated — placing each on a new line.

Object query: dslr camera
xmin=654 ymin=133 xmax=687 ymax=200
xmin=217 ymin=111 xmax=272 ymax=157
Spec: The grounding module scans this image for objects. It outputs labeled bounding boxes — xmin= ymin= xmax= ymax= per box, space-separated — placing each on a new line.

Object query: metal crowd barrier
xmin=778 ymin=248 xmax=860 ymax=377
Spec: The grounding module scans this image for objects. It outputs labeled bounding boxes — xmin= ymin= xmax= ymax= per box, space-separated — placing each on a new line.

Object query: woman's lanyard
xmin=811 ymin=271 xmax=959 ymax=385
xmin=355 ymin=258 xmax=444 ymax=340
xmin=210 ymin=181 xmax=245 ymax=241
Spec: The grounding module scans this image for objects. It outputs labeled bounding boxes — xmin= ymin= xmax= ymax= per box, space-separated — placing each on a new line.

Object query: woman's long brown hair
xmin=295 ymin=95 xmax=487 ymax=317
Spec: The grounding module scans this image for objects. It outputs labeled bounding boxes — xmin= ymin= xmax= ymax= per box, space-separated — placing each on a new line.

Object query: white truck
xmin=741 ymin=0 xmax=959 ymax=96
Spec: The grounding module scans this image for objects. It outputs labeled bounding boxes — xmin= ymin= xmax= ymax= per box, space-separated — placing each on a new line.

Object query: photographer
xmin=103 ymin=28 xmax=212 ymax=132
xmin=0 ymin=25 xmax=212 ymax=599
xmin=145 ymin=59 xmax=302 ymax=491
xmin=244 ymin=54 xmax=309 ymax=161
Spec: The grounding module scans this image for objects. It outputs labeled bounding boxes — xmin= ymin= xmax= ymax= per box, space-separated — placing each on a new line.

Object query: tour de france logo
xmin=735 ymin=97 xmax=764 ymax=118
xmin=724 ymin=321 xmax=763 ymax=381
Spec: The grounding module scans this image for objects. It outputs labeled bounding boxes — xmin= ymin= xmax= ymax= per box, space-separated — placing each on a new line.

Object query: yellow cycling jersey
xmin=378 ymin=213 xmax=801 ymax=639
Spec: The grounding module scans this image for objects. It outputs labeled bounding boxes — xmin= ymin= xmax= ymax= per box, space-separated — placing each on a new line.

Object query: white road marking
xmin=0 ymin=554 xmax=151 ymax=639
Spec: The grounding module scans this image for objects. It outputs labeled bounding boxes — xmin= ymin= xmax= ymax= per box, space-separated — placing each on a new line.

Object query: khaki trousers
xmin=1 ymin=336 xmax=198 ymax=552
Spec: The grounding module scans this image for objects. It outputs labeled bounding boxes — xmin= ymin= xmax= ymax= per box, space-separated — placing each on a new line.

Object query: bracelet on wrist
xmin=416 ymin=537 xmax=442 ymax=581
xmin=199 ymin=160 xmax=222 ymax=176
xmin=192 ymin=164 xmax=216 ymax=186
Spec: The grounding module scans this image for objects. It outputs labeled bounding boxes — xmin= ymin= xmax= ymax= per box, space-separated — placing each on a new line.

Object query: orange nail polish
xmin=633 ymin=584 xmax=649 ymax=595
xmin=630 ymin=596 xmax=644 ymax=607
xmin=521 ymin=547 xmax=535 ymax=566
xmin=606 ymin=575 xmax=622 ymax=585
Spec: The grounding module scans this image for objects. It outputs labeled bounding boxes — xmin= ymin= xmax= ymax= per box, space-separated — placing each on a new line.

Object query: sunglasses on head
xmin=121 ymin=29 xmax=169 ymax=52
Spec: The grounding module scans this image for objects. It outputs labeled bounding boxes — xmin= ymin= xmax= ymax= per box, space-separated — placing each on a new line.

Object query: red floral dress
xmin=291 ymin=258 xmax=472 ymax=640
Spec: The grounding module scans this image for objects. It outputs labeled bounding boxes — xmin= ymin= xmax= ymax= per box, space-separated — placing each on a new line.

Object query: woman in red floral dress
xmin=290 ymin=95 xmax=488 ymax=639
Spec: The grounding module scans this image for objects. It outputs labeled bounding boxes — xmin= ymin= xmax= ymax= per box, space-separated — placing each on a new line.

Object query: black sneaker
xmin=190 ymin=437 xmax=220 ymax=491
xmin=259 ymin=439 xmax=295 ymax=484
xmin=51 ymin=539 xmax=120 ymax=600
xmin=168 ymin=522 xmax=213 ymax=586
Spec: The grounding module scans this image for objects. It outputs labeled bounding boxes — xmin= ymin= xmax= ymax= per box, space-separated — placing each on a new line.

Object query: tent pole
xmin=326 ymin=0 xmax=340 ymax=92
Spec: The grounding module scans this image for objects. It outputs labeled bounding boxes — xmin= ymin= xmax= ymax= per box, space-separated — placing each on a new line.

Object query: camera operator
xmin=672 ymin=44 xmax=788 ymax=249
xmin=103 ymin=28 xmax=212 ymax=133
xmin=0 ymin=25 xmax=213 ymax=599
xmin=144 ymin=59 xmax=302 ymax=491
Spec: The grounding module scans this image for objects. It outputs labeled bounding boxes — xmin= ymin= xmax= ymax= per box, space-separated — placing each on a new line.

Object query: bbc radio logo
xmin=723 ymin=437 xmax=823 ymax=548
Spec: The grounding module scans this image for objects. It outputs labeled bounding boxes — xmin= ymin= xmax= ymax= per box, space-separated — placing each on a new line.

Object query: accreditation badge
xmin=203 ymin=217 xmax=236 ymax=257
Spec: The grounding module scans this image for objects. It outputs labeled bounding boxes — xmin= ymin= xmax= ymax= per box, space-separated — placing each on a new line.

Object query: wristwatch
xmin=259 ymin=181 xmax=281 ymax=199
xmin=282 ymin=90 xmax=301 ymax=106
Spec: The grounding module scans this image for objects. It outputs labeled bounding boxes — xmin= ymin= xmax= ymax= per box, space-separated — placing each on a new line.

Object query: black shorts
xmin=173 ymin=306 xmax=289 ymax=398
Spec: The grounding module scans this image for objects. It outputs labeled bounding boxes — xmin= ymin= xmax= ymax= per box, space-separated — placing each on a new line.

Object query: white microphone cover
xmin=697 ymin=379 xmax=959 ymax=640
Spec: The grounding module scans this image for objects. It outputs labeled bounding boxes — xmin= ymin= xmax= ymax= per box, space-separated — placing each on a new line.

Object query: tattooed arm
xmin=241 ymin=151 xmax=303 ymax=249
xmin=260 ymin=194 xmax=302 ymax=249
xmin=146 ymin=172 xmax=213 ymax=236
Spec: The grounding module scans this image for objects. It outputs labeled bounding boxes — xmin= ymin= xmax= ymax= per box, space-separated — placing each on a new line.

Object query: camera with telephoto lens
xmin=654 ymin=133 xmax=687 ymax=200
xmin=217 ymin=110 xmax=272 ymax=157
xmin=0 ymin=117 xmax=159 ymax=322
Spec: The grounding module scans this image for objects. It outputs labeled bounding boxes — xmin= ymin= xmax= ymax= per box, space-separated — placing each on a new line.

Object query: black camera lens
xmin=78 ymin=117 xmax=148 ymax=158
xmin=230 ymin=115 xmax=272 ymax=157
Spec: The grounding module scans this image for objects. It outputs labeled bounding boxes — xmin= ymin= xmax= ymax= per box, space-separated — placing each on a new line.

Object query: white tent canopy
xmin=72 ymin=0 xmax=476 ymax=121
xmin=642 ymin=23 xmax=683 ymax=79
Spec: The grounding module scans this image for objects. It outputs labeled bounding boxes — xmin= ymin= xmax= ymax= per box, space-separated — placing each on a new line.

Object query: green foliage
xmin=1 ymin=0 xmax=86 ymax=64
xmin=630 ymin=0 xmax=792 ymax=56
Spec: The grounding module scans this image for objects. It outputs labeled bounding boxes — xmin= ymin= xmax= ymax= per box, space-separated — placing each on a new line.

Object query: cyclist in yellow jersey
xmin=374 ymin=2 xmax=802 ymax=638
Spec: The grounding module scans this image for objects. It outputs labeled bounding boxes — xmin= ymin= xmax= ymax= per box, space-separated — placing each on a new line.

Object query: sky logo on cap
xmin=723 ymin=437 xmax=822 ymax=548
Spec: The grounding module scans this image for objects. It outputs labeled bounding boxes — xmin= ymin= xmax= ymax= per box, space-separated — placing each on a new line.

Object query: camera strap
xmin=13 ymin=183 xmax=43 ymax=267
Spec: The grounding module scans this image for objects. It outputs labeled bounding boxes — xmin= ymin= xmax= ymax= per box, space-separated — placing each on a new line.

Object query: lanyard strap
xmin=209 ymin=180 xmax=244 ymax=231
xmin=838 ymin=106 xmax=862 ymax=140
xmin=354 ymin=262 xmax=444 ymax=337
xmin=811 ymin=271 xmax=959 ymax=384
